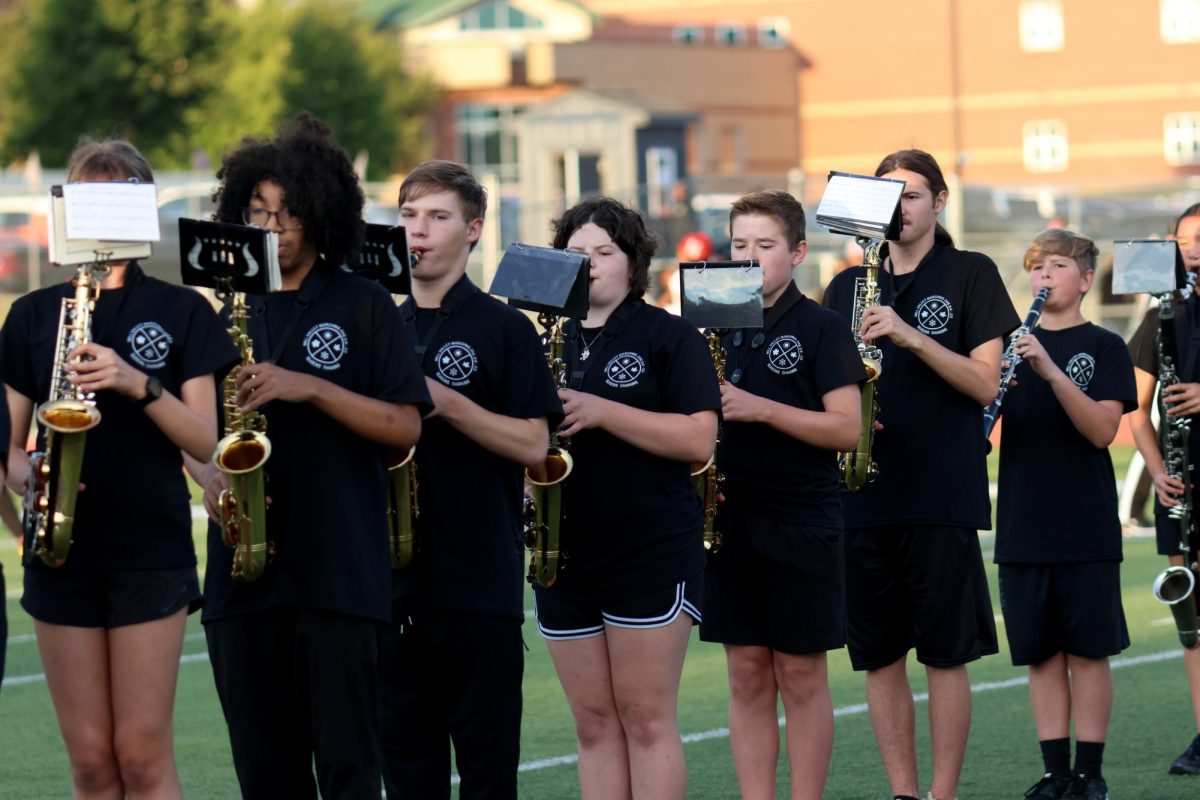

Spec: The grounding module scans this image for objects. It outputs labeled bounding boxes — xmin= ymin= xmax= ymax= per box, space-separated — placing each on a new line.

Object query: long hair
xmin=875 ymin=149 xmax=955 ymax=248
xmin=213 ymin=112 xmax=365 ymax=268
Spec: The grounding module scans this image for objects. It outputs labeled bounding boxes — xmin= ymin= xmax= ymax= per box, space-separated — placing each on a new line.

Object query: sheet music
xmin=62 ymin=182 xmax=160 ymax=242
xmin=815 ymin=174 xmax=904 ymax=229
xmin=1112 ymin=239 xmax=1180 ymax=295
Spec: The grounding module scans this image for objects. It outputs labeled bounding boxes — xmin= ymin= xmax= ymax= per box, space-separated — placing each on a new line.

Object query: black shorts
xmin=844 ymin=525 xmax=998 ymax=671
xmin=22 ymin=566 xmax=200 ymax=628
xmin=533 ymin=574 xmax=703 ymax=641
xmin=699 ymin=501 xmax=844 ymax=655
xmin=999 ymin=562 xmax=1130 ymax=666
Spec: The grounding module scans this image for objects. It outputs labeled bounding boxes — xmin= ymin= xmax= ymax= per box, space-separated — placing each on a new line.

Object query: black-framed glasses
xmin=242 ymin=207 xmax=302 ymax=231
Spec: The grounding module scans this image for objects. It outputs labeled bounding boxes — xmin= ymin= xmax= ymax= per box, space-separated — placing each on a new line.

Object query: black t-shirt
xmin=0 ymin=263 xmax=237 ymax=571
xmin=995 ymin=323 xmax=1137 ymax=563
xmin=1128 ymin=296 xmax=1200 ymax=459
xmin=400 ymin=275 xmax=562 ymax=621
xmin=719 ymin=282 xmax=866 ymax=527
xmin=202 ymin=265 xmax=431 ymax=623
xmin=545 ymin=294 xmax=722 ymax=597
xmin=822 ymin=245 xmax=1019 ymax=530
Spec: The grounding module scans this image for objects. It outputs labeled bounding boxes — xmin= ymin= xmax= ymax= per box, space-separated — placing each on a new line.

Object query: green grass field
xmin=1 ymin=448 xmax=1198 ymax=799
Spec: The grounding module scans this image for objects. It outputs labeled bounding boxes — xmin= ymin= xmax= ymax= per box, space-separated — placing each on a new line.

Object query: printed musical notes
xmin=62 ymin=182 xmax=160 ymax=242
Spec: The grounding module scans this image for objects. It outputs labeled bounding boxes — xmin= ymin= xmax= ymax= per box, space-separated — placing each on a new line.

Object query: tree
xmin=276 ymin=0 xmax=437 ymax=179
xmin=0 ymin=0 xmax=226 ymax=168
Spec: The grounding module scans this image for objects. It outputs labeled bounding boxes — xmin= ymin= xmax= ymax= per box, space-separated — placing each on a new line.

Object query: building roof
xmin=367 ymin=0 xmax=593 ymax=30
xmin=525 ymin=87 xmax=697 ymax=123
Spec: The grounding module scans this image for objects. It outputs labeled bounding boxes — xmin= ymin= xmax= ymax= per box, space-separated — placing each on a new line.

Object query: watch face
xmin=146 ymin=376 xmax=163 ymax=400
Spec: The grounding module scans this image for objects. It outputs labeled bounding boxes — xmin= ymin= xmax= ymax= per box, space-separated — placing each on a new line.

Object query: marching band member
xmin=1 ymin=139 xmax=236 ymax=799
xmin=1128 ymin=203 xmax=1200 ymax=777
xmin=996 ymin=229 xmax=1135 ymax=800
xmin=699 ymin=190 xmax=864 ymax=800
xmin=199 ymin=114 xmax=429 ymax=799
xmin=822 ymin=150 xmax=1018 ymax=800
xmin=0 ymin=392 xmax=10 ymax=691
xmin=379 ymin=160 xmax=561 ymax=799
xmin=533 ymin=197 xmax=720 ymax=800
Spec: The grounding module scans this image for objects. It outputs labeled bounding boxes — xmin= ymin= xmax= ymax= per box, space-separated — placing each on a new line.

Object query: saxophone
xmin=21 ymin=264 xmax=104 ymax=567
xmin=982 ymin=287 xmax=1050 ymax=440
xmin=213 ymin=290 xmax=272 ymax=582
xmin=691 ymin=331 xmax=725 ymax=551
xmin=387 ymin=248 xmax=420 ymax=570
xmin=839 ymin=239 xmax=884 ymax=491
xmin=387 ymin=446 xmax=419 ymax=569
xmin=524 ymin=313 xmax=573 ymax=587
xmin=1151 ymin=275 xmax=1200 ymax=649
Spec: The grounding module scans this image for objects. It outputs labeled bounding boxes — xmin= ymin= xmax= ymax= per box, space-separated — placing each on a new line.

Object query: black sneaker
xmin=1169 ymin=733 xmax=1200 ymax=775
xmin=1063 ymin=774 xmax=1107 ymax=800
xmin=1024 ymin=773 xmax=1071 ymax=799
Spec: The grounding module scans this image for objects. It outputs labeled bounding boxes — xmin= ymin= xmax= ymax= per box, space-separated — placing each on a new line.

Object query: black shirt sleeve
xmin=176 ymin=291 xmax=241 ymax=384
xmin=1128 ymin=304 xmax=1160 ymax=375
xmin=961 ymin=252 xmax=1020 ymax=353
xmin=369 ymin=287 xmax=433 ymax=414
xmin=813 ymin=314 xmax=867 ymax=395
xmin=499 ymin=309 xmax=563 ymax=426
xmin=0 ymin=296 xmax=39 ymax=400
xmin=1089 ymin=329 xmax=1139 ymax=414
xmin=654 ymin=316 xmax=721 ymax=415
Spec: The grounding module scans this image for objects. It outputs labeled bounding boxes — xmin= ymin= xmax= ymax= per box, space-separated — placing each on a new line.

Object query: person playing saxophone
xmin=0 ymin=138 xmax=237 ymax=799
xmin=198 ymin=114 xmax=430 ymax=799
xmin=822 ymin=150 xmax=1018 ymax=800
xmin=1128 ymin=202 xmax=1200 ymax=777
xmin=379 ymin=161 xmax=561 ymax=800
xmin=698 ymin=191 xmax=864 ymax=800
xmin=533 ymin=198 xmax=720 ymax=800
xmin=995 ymin=229 xmax=1136 ymax=800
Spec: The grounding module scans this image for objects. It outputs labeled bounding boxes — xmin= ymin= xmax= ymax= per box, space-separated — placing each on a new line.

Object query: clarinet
xmin=1152 ymin=273 xmax=1200 ymax=649
xmin=982 ymin=286 xmax=1050 ymax=440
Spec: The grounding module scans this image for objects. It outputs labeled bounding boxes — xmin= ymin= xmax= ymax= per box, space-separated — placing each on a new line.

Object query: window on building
xmin=1165 ymin=112 xmax=1200 ymax=165
xmin=715 ymin=22 xmax=747 ymax=46
xmin=672 ymin=24 xmax=703 ymax=44
xmin=1162 ymin=0 xmax=1200 ymax=43
xmin=757 ymin=16 xmax=790 ymax=48
xmin=717 ymin=126 xmax=744 ymax=174
xmin=456 ymin=103 xmax=524 ymax=183
xmin=1023 ymin=119 xmax=1069 ymax=173
xmin=1019 ymin=1 xmax=1064 ymax=52
xmin=459 ymin=0 xmax=545 ymax=31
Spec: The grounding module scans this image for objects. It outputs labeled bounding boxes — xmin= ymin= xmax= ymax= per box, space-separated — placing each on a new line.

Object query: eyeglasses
xmin=242 ymin=207 xmax=302 ymax=231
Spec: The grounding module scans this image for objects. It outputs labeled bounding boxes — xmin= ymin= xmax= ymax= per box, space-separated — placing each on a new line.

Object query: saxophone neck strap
xmin=251 ymin=263 xmax=332 ymax=365
xmin=566 ymin=294 xmax=641 ymax=390
xmin=400 ymin=274 xmax=479 ymax=361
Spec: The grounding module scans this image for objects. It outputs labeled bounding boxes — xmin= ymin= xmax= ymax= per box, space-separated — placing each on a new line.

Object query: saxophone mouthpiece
xmin=409 ymin=249 xmax=421 ymax=266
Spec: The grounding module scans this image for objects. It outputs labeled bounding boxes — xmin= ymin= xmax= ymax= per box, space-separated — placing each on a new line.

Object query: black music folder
xmin=679 ymin=260 xmax=764 ymax=329
xmin=342 ymin=224 xmax=413 ymax=294
xmin=178 ymin=218 xmax=281 ymax=293
xmin=488 ymin=242 xmax=590 ymax=318
xmin=1111 ymin=239 xmax=1186 ymax=295
xmin=814 ymin=172 xmax=904 ymax=240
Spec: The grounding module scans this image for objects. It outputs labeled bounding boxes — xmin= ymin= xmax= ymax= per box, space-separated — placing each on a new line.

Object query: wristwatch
xmin=135 ymin=375 xmax=163 ymax=409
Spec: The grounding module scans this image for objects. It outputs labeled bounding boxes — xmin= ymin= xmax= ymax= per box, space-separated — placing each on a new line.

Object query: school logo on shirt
xmin=604 ymin=352 xmax=646 ymax=388
xmin=126 ymin=322 xmax=173 ymax=369
xmin=304 ymin=323 xmax=349 ymax=371
xmin=1066 ymin=352 xmax=1095 ymax=390
xmin=914 ymin=295 xmax=954 ymax=335
xmin=434 ymin=340 xmax=477 ymax=387
xmin=765 ymin=335 xmax=803 ymax=375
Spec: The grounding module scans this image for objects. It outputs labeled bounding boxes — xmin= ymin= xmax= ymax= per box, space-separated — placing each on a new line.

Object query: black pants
xmin=205 ymin=607 xmax=383 ymax=800
xmin=379 ymin=594 xmax=523 ymax=800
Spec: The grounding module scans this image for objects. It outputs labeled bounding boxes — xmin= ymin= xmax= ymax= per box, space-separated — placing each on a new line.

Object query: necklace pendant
xmin=581 ymin=347 xmax=590 ymax=361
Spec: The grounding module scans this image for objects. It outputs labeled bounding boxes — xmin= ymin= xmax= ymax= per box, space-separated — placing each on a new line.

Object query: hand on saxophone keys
xmin=719 ymin=381 xmax=764 ymax=423
xmin=234 ymin=362 xmax=317 ymax=410
xmin=858 ymin=305 xmax=921 ymax=349
xmin=557 ymin=389 xmax=609 ymax=437
xmin=65 ymin=342 xmax=143 ymax=398
xmin=202 ymin=469 xmax=272 ymax=523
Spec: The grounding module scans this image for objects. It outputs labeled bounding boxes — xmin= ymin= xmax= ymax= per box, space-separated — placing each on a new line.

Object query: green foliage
xmin=276 ymin=0 xmax=437 ymax=179
xmin=0 ymin=0 xmax=226 ymax=168
xmin=0 ymin=0 xmax=437 ymax=177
